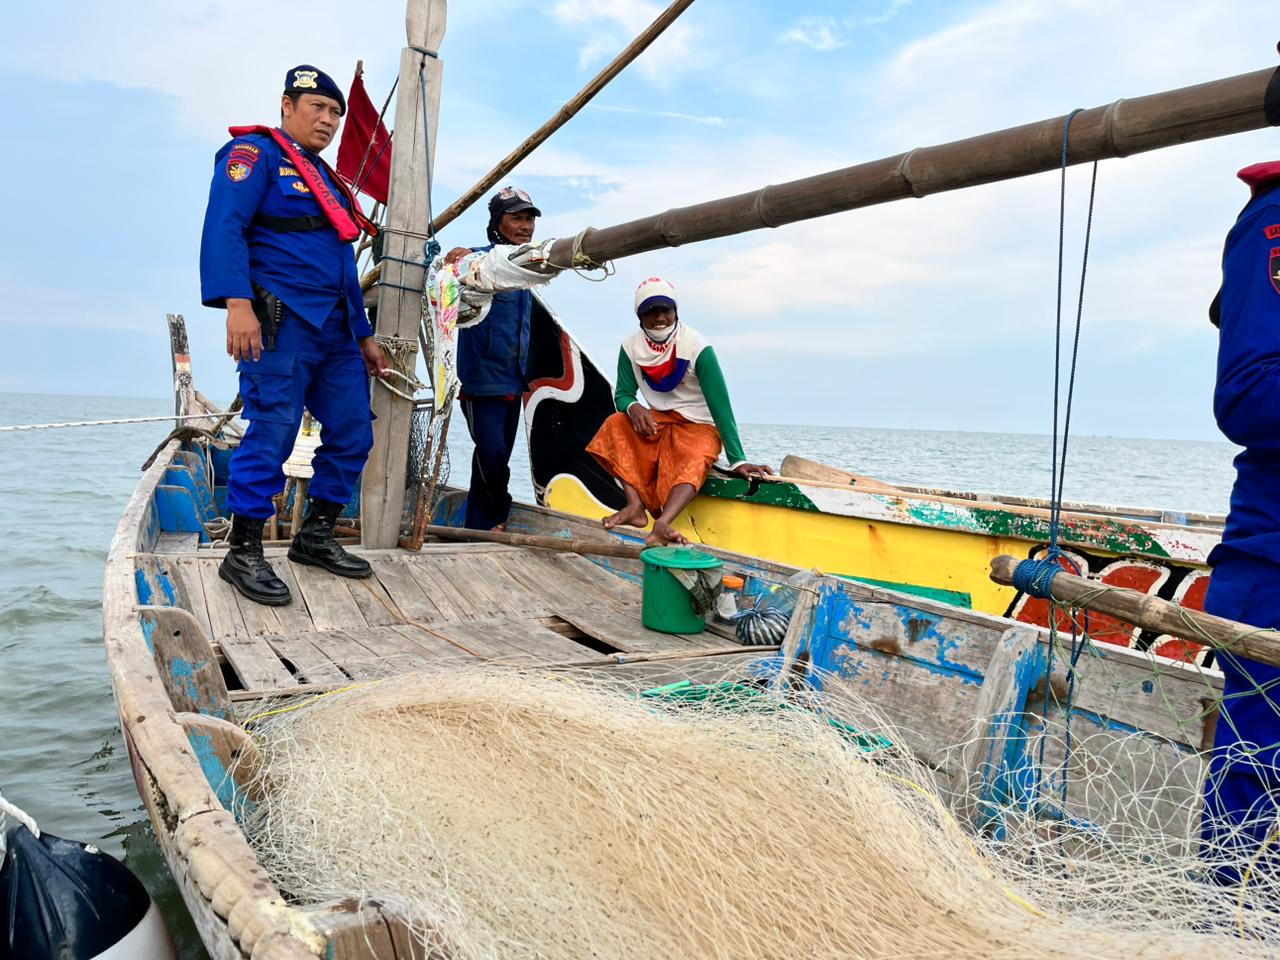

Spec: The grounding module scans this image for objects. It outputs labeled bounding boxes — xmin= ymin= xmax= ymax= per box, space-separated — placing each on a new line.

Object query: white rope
xmin=0 ymin=412 xmax=223 ymax=433
xmin=374 ymin=369 xmax=426 ymax=402
xmin=0 ymin=789 xmax=39 ymax=838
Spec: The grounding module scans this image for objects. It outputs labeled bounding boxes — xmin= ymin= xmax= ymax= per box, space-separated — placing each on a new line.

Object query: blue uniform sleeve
xmin=344 ymin=262 xmax=373 ymax=338
xmin=199 ymin=139 xmax=269 ymax=308
xmin=1215 ymin=201 xmax=1280 ymax=451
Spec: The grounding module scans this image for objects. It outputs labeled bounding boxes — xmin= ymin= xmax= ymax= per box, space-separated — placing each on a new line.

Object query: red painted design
xmin=524 ymin=328 xmax=575 ymax=399
xmin=1011 ymin=549 xmax=1211 ymax=662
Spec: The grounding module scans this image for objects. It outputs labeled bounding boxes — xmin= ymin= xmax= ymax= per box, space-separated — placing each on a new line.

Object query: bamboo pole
xmin=360 ymin=0 xmax=697 ymax=292
xmin=544 ymin=66 xmax=1278 ymax=268
xmin=417 ymin=523 xmax=646 ymax=560
xmin=989 ymin=554 xmax=1280 ymax=669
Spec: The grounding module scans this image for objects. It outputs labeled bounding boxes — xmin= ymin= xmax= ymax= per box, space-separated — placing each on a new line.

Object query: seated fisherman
xmin=586 ymin=277 xmax=772 ymax=546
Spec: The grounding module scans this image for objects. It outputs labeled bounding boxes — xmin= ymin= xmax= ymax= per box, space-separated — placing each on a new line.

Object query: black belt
xmin=252 ymin=213 xmax=330 ymax=233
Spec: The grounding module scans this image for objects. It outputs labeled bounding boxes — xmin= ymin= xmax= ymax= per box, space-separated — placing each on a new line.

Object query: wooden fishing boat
xmin=103 ymin=370 xmax=1231 ymax=958
xmin=98 ymin=2 xmax=1280 ymax=954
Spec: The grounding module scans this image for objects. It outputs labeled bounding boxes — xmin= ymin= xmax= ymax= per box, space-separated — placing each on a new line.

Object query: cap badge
xmin=293 ymin=70 xmax=318 ymax=90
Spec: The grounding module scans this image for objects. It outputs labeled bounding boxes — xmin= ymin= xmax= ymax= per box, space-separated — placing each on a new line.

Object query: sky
xmin=0 ymin=0 xmax=1277 ymax=441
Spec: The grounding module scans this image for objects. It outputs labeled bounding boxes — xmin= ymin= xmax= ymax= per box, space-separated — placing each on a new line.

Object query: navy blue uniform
xmin=1203 ymin=161 xmax=1280 ymax=883
xmin=457 ymin=243 xmax=532 ymax=529
xmin=200 ymin=130 xmax=373 ymax=519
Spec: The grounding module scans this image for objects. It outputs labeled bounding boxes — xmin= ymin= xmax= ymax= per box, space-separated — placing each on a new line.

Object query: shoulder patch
xmin=1270 ymin=247 xmax=1280 ymax=296
xmin=1265 ymin=224 xmax=1280 ymax=240
xmin=225 ymin=140 xmax=261 ymax=182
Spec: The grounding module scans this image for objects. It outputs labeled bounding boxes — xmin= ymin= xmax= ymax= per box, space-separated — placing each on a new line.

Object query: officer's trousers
xmin=227 ymin=306 xmax=374 ymax=520
xmin=1201 ymin=555 xmax=1280 ymax=886
xmin=459 ymin=395 xmax=521 ymax=530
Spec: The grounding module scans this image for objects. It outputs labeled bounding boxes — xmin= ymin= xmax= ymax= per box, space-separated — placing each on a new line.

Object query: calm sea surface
xmin=0 ymin=391 xmax=1241 ymax=957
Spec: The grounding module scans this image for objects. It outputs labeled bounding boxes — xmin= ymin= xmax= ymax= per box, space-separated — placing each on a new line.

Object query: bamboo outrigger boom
xmin=546 ymin=66 xmax=1279 ymax=267
xmin=989 ymin=554 xmax=1280 ymax=670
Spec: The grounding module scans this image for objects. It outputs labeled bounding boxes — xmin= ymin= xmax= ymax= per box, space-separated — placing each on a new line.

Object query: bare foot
xmin=603 ymin=503 xmax=648 ymax=530
xmin=645 ymin=520 xmax=689 ymax=546
xmin=492 ymin=523 xmax=507 ymax=532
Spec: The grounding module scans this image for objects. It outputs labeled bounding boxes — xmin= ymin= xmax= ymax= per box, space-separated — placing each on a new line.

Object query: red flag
xmin=336 ymin=70 xmax=393 ymax=204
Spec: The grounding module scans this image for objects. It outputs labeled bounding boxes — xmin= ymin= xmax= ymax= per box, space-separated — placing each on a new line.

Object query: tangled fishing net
xmin=240 ymin=663 xmax=1280 ymax=959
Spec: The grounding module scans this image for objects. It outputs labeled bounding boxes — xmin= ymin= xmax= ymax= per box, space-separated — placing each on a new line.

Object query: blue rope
xmin=1037 ymin=109 xmax=1102 ymax=817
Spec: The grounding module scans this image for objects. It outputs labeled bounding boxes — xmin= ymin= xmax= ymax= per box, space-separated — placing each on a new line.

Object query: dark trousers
xmin=1201 ymin=555 xmax=1280 ymax=885
xmin=228 ymin=306 xmax=373 ymax=519
xmin=460 ymin=395 xmax=521 ymax=530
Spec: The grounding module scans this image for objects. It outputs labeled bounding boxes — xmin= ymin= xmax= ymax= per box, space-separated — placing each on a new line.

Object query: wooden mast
xmin=546 ymin=66 xmax=1278 ymax=267
xmin=362 ymin=0 xmax=447 ymax=548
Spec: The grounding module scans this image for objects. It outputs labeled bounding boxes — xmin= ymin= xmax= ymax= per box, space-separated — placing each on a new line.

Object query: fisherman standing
xmin=1202 ymin=158 xmax=1280 ymax=883
xmin=200 ymin=65 xmax=389 ymax=606
xmin=444 ymin=186 xmax=542 ymax=531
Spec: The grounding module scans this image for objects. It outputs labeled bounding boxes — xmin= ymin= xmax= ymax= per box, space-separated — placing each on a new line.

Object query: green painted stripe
xmin=702 ymin=476 xmax=820 ymax=511
xmin=837 ymin=574 xmax=973 ymax=608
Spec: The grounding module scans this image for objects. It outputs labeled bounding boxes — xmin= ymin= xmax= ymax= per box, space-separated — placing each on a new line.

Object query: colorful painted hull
xmin=544 ymin=471 xmax=1223 ymax=661
xmin=523 ymin=299 xmax=1225 ymax=664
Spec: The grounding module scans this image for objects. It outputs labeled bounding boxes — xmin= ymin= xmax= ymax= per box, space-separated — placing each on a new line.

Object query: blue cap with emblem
xmin=284 ymin=65 xmax=346 ymax=115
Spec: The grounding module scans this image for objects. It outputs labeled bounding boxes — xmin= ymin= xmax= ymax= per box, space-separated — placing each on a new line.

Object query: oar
xmin=417 ymin=523 xmax=646 ymax=560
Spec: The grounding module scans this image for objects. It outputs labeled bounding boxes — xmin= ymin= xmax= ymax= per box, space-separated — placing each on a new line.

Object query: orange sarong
xmin=586 ymin=409 xmax=722 ymax=514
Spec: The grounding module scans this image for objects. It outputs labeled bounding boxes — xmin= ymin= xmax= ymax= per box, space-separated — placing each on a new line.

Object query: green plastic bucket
xmin=639 ymin=546 xmax=723 ymax=634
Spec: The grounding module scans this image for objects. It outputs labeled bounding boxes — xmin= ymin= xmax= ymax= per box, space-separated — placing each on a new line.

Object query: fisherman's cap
xmin=635 ymin=276 xmax=678 ymax=315
xmin=489 ymin=185 xmax=542 ymax=218
xmin=284 ymin=65 xmax=346 ymax=115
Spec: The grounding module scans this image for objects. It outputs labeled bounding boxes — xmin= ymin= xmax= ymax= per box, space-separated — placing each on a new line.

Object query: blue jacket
xmin=199 ymin=130 xmax=372 ymax=338
xmin=1210 ymin=162 xmax=1280 ymax=567
xmin=456 ymin=243 xmax=532 ymax=396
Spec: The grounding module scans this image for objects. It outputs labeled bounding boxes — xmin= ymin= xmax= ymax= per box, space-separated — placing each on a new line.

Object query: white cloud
xmin=551 ymin=0 xmax=699 ymax=86
xmin=783 ymin=16 xmax=846 ymax=52
xmin=587 ymin=103 xmax=730 ymax=126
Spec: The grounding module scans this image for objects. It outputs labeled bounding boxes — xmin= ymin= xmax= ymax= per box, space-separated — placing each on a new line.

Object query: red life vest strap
xmin=228 ymin=125 xmax=378 ymax=241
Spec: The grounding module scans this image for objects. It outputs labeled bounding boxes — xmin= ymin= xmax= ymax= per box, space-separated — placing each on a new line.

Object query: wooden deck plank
xmin=555 ymin=604 xmax=706 ymax=654
xmin=403 ymin=555 xmax=482 ymax=621
xmin=437 ymin=554 xmax=545 ymax=620
xmin=487 ymin=618 xmax=609 ymax=662
xmin=428 ymin=619 xmax=536 ymax=662
xmin=495 ymin=553 xmax=590 ymax=612
xmin=537 ymin=552 xmax=640 ymax=606
xmin=264 ymin=634 xmax=350 ymax=684
xmin=306 ymin=629 xmax=403 ymax=678
xmin=195 ymin=561 xmax=296 ymax=688
xmin=387 ymin=624 xmax=477 ymax=662
xmin=429 ymin=555 xmax=511 ymax=620
xmin=463 ymin=554 xmax=553 ymax=618
xmin=289 ymin=562 xmax=369 ymax=631
xmin=231 ymin=579 xmax=284 ymax=637
xmin=266 ymin=559 xmax=317 ymax=633
xmin=167 ymin=557 xmax=216 ymax=644
xmin=368 ymin=556 xmax=444 ymax=623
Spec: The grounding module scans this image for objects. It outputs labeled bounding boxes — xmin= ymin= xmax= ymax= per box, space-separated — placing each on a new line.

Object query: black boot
xmin=288 ymin=498 xmax=372 ymax=578
xmin=218 ymin=515 xmax=292 ymax=606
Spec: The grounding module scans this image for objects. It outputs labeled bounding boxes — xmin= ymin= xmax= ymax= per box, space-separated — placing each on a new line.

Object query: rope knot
xmin=1011 ymin=557 xmax=1062 ymax=600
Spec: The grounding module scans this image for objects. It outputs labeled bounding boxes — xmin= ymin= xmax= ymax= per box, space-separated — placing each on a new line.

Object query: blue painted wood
xmin=154 ymin=484 xmax=204 ymax=535
xmin=170 ymin=453 xmax=218 ymax=522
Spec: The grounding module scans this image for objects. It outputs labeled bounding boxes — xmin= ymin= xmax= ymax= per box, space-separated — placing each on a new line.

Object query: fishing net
xmin=238 ymin=661 xmax=1280 ymax=959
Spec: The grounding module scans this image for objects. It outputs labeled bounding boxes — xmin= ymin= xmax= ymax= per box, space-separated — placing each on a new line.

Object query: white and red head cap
xmin=634 ymin=277 xmax=678 ymax=316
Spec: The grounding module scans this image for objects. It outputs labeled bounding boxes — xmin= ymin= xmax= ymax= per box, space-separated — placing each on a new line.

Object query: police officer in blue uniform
xmin=1203 ymin=144 xmax=1280 ymax=883
xmin=446 ymin=187 xmax=541 ymax=530
xmin=200 ymin=65 xmax=389 ymax=606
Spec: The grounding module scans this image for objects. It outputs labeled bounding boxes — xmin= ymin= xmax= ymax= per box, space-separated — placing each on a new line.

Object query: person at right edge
xmin=1202 ymin=64 xmax=1280 ymax=888
xmin=445 ymin=186 xmax=541 ymax=531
